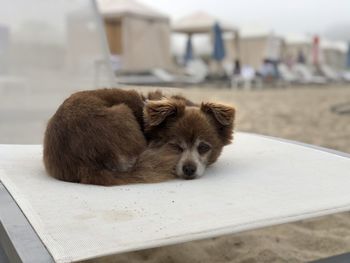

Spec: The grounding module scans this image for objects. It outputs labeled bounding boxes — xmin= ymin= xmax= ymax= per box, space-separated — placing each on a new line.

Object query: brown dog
xmin=43 ymin=88 xmax=235 ymax=186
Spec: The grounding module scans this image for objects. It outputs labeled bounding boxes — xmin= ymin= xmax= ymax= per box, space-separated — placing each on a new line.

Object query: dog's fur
xmin=43 ymin=88 xmax=235 ymax=186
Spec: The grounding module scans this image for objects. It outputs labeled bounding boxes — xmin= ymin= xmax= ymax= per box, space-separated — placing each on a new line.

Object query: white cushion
xmin=1 ymin=132 xmax=350 ymax=262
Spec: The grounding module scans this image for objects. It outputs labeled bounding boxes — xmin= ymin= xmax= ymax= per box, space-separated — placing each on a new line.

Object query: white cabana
xmin=173 ymin=11 xmax=237 ymax=34
xmin=172 ymin=11 xmax=239 ymax=61
xmin=282 ymin=34 xmax=312 ymax=65
xmin=321 ymin=39 xmax=348 ymax=71
xmin=232 ymin=26 xmax=284 ymax=70
xmin=97 ymin=0 xmax=172 ymax=72
xmin=282 ymin=35 xmax=348 ymax=71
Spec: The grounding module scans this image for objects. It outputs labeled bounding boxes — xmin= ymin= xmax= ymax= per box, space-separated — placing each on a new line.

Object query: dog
xmin=43 ymin=88 xmax=235 ymax=186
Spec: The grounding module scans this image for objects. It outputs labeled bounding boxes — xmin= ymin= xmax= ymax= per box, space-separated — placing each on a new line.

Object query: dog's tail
xmin=79 ymin=146 xmax=178 ymax=186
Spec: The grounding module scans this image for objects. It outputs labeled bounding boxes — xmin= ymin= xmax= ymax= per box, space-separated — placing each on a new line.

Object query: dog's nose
xmin=183 ymin=162 xmax=196 ymax=178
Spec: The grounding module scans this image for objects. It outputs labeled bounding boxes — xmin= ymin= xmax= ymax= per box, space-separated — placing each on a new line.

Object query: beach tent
xmin=226 ymin=26 xmax=284 ymax=70
xmin=172 ymin=11 xmax=239 ymax=64
xmin=321 ymin=39 xmax=348 ymax=71
xmin=1 ymin=1 xmax=350 ymax=262
xmin=282 ymin=34 xmax=312 ymax=65
xmin=97 ymin=0 xmax=172 ymax=72
xmin=173 ymin=11 xmax=237 ymax=34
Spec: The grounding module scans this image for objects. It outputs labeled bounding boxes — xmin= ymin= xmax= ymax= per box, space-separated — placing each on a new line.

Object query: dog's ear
xmin=144 ymin=99 xmax=185 ymax=128
xmin=201 ymin=102 xmax=235 ymax=144
xmin=147 ymin=90 xmax=164 ymax=101
xmin=201 ymin=102 xmax=235 ymax=126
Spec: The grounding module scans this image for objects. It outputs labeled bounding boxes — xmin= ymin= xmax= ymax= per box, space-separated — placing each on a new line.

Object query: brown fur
xmin=43 ymin=88 xmax=235 ymax=186
xmin=144 ymin=100 xmax=235 ymax=165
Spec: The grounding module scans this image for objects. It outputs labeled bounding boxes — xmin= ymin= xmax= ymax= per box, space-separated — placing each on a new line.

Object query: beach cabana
xmin=97 ymin=0 xmax=172 ymax=72
xmin=2 ymin=1 xmax=350 ymax=262
xmin=172 ymin=11 xmax=240 ymax=65
xmin=231 ymin=26 xmax=284 ymax=70
xmin=172 ymin=11 xmax=237 ymax=35
xmin=321 ymin=39 xmax=348 ymax=71
xmin=282 ymin=34 xmax=312 ymax=65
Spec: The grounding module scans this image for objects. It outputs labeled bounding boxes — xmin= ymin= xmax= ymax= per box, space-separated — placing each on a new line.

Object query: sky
xmin=140 ymin=0 xmax=350 ymax=39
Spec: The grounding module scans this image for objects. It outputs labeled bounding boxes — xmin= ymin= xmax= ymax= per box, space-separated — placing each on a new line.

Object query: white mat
xmin=1 ymin=132 xmax=350 ymax=262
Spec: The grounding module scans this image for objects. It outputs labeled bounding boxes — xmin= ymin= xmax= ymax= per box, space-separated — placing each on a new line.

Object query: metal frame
xmin=0 ymin=183 xmax=54 ymax=263
xmin=312 ymin=253 xmax=350 ymax=263
xmin=0 ymin=134 xmax=349 ymax=262
xmin=0 ymin=244 xmax=10 ymax=263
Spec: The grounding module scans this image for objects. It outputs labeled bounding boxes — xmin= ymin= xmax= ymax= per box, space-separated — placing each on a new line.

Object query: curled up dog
xmin=43 ymin=88 xmax=235 ymax=186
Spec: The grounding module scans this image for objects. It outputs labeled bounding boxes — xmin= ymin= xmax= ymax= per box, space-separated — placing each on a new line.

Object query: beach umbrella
xmin=212 ymin=22 xmax=225 ymax=61
xmin=347 ymin=42 xmax=350 ymax=69
xmin=184 ymin=34 xmax=193 ymax=64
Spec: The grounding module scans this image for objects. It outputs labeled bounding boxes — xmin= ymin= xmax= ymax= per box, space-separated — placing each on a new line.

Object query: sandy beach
xmin=2 ymin=85 xmax=350 ymax=262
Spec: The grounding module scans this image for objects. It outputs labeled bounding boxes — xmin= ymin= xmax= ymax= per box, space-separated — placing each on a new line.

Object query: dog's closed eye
xmin=197 ymin=142 xmax=211 ymax=155
xmin=169 ymin=142 xmax=184 ymax=153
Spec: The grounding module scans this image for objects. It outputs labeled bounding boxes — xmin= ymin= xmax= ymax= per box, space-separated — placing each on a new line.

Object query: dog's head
xmin=144 ymin=98 xmax=235 ymax=180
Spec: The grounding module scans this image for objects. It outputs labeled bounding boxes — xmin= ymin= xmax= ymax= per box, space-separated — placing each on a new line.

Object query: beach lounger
xmin=1 ymin=133 xmax=350 ymax=262
xmin=2 ymin=1 xmax=350 ymax=262
xmin=318 ymin=64 xmax=340 ymax=82
xmin=292 ymin=63 xmax=327 ymax=85
xmin=115 ymin=60 xmax=208 ymax=87
xmin=278 ymin=63 xmax=298 ymax=84
xmin=116 ymin=66 xmax=207 ymax=87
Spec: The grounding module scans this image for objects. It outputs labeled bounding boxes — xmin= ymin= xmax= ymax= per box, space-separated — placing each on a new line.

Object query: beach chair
xmin=278 ymin=63 xmax=298 ymax=84
xmin=184 ymin=58 xmax=209 ymax=83
xmin=223 ymin=61 xmax=261 ymax=90
xmin=292 ymin=63 xmax=327 ymax=85
xmin=341 ymin=71 xmax=350 ymax=83
xmin=1 ymin=1 xmax=350 ymax=262
xmin=115 ymin=60 xmax=208 ymax=86
xmin=1 ymin=134 xmax=350 ymax=262
xmin=115 ymin=66 xmax=208 ymax=87
xmin=318 ymin=64 xmax=341 ymax=82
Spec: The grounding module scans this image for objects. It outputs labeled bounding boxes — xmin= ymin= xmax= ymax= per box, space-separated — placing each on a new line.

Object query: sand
xmin=2 ymin=84 xmax=350 ymax=262
xmin=85 ymin=85 xmax=350 ymax=263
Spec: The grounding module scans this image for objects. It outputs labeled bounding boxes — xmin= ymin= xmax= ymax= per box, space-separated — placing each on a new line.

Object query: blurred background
xmin=1 ymin=0 xmax=350 ymax=262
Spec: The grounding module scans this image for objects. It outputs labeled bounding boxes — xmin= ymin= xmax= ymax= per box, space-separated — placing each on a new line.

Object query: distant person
xmin=233 ymin=59 xmax=241 ymax=76
xmin=230 ymin=59 xmax=242 ymax=88
xmin=260 ymin=59 xmax=274 ymax=79
xmin=297 ymin=50 xmax=306 ymax=64
xmin=285 ymin=54 xmax=294 ymax=68
xmin=260 ymin=59 xmax=281 ymax=82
